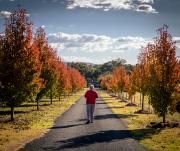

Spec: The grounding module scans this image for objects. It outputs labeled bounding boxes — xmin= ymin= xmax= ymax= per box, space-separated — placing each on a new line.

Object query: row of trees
xmin=100 ymin=25 xmax=180 ymax=123
xmin=68 ymin=58 xmax=133 ymax=87
xmin=0 ymin=9 xmax=86 ymax=121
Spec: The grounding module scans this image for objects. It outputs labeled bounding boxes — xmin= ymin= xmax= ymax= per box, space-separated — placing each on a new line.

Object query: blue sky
xmin=0 ymin=0 xmax=180 ymax=64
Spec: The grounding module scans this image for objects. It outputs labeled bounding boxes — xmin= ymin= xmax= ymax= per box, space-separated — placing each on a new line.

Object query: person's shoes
xmin=85 ymin=120 xmax=90 ymax=124
xmin=91 ymin=121 xmax=93 ymax=123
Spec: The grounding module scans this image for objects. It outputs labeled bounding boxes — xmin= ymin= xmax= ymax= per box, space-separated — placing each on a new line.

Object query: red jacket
xmin=85 ymin=90 xmax=98 ymax=104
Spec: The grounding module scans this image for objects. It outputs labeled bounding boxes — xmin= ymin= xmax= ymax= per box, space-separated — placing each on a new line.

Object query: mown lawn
xmin=0 ymin=90 xmax=85 ymax=151
xmin=100 ymin=91 xmax=180 ymax=151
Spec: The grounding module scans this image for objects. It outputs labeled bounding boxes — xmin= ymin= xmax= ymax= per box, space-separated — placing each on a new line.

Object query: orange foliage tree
xmin=34 ymin=27 xmax=58 ymax=109
xmin=112 ymin=66 xmax=127 ymax=99
xmin=135 ymin=46 xmax=150 ymax=111
xmin=0 ymin=8 xmax=86 ymax=120
xmin=0 ymin=9 xmax=42 ymax=121
xmin=125 ymin=74 xmax=136 ymax=103
xmin=69 ymin=68 xmax=86 ymax=94
xmin=99 ymin=74 xmax=113 ymax=91
xmin=146 ymin=25 xmax=179 ymax=122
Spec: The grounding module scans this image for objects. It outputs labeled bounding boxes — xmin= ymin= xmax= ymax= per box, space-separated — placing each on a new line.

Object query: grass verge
xmin=0 ymin=90 xmax=85 ymax=151
xmin=100 ymin=90 xmax=180 ymax=151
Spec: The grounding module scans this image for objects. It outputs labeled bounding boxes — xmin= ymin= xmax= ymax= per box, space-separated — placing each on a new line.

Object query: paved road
xmin=19 ymin=96 xmax=147 ymax=151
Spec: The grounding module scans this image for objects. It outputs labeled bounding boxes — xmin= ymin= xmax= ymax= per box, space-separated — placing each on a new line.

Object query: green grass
xmin=100 ymin=90 xmax=180 ymax=151
xmin=0 ymin=90 xmax=85 ymax=151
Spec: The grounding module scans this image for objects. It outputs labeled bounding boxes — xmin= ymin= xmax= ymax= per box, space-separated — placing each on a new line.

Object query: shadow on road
xmin=79 ymin=113 xmax=137 ymax=122
xmin=96 ymin=102 xmax=107 ymax=104
xmin=97 ymin=106 xmax=124 ymax=109
xmin=43 ymin=128 xmax=161 ymax=150
xmin=94 ymin=114 xmax=137 ymax=120
xmin=50 ymin=123 xmax=85 ymax=129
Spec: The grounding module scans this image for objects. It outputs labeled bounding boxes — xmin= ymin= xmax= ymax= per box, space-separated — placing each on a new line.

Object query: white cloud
xmin=48 ymin=32 xmax=148 ymax=53
xmin=0 ymin=10 xmax=30 ymax=19
xmin=50 ymin=43 xmax=65 ymax=50
xmin=61 ymin=55 xmax=92 ymax=63
xmin=0 ymin=11 xmax=11 ymax=18
xmin=137 ymin=0 xmax=154 ymax=3
xmin=41 ymin=25 xmax=46 ymax=28
xmin=136 ymin=4 xmax=157 ymax=13
xmin=173 ymin=37 xmax=180 ymax=49
xmin=66 ymin=0 xmax=157 ymax=13
xmin=61 ymin=55 xmax=121 ymax=64
xmin=48 ymin=33 xmax=180 ymax=64
xmin=48 ymin=32 xmax=180 ymax=64
xmin=67 ymin=0 xmax=133 ymax=11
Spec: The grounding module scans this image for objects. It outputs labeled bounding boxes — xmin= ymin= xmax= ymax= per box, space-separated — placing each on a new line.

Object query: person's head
xmin=90 ymin=84 xmax=94 ymax=90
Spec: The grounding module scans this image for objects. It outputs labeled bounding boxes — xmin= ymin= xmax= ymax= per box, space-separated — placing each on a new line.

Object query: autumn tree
xmin=147 ymin=25 xmax=179 ymax=123
xmin=125 ymin=74 xmax=136 ymax=103
xmin=136 ymin=46 xmax=150 ymax=111
xmin=34 ymin=27 xmax=58 ymax=109
xmin=0 ymin=9 xmax=42 ymax=121
xmin=55 ymin=60 xmax=66 ymax=100
xmin=112 ymin=66 xmax=127 ymax=99
xmin=99 ymin=74 xmax=112 ymax=91
xmin=69 ymin=68 xmax=86 ymax=93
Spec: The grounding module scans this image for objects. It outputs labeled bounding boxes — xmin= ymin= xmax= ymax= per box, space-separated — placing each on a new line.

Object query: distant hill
xmin=66 ymin=62 xmax=96 ymax=66
xmin=67 ymin=58 xmax=134 ymax=86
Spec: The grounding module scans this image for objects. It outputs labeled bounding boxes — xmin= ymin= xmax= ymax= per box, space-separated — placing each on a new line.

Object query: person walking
xmin=84 ymin=85 xmax=98 ymax=124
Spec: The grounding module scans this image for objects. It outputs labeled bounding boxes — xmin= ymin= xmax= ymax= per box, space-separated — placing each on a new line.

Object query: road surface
xmin=19 ymin=96 xmax=147 ymax=151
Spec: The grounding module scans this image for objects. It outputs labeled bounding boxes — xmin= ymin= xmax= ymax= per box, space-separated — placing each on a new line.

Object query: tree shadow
xmin=102 ymin=98 xmax=115 ymax=101
xmin=96 ymin=107 xmax=109 ymax=109
xmin=0 ymin=103 xmax=51 ymax=115
xmin=96 ymin=106 xmax=124 ymax=109
xmin=0 ymin=110 xmax=31 ymax=115
xmin=43 ymin=128 xmax=161 ymax=150
xmin=40 ymin=99 xmax=60 ymax=103
xmin=101 ymin=96 xmax=112 ymax=99
xmin=79 ymin=113 xmax=137 ymax=121
xmin=94 ymin=114 xmax=119 ymax=120
xmin=131 ymin=128 xmax=162 ymax=141
xmin=94 ymin=114 xmax=137 ymax=120
xmin=96 ymin=99 xmax=103 ymax=101
xmin=50 ymin=123 xmax=85 ymax=129
xmin=18 ymin=103 xmax=51 ymax=108
xmin=107 ymin=106 xmax=125 ymax=109
xmin=18 ymin=104 xmax=37 ymax=107
xmin=96 ymin=102 xmax=107 ymax=104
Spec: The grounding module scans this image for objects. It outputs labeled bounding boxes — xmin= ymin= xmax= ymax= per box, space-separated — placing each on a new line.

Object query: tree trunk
xmin=140 ymin=93 xmax=142 ymax=106
xmin=50 ymin=90 xmax=53 ymax=104
xmin=148 ymin=102 xmax=151 ymax=113
xmin=50 ymin=96 xmax=52 ymax=104
xmin=142 ymin=94 xmax=144 ymax=111
xmin=37 ymin=99 xmax=39 ymax=110
xmin=163 ymin=114 xmax=166 ymax=123
xmin=133 ymin=95 xmax=135 ymax=103
xmin=10 ymin=104 xmax=14 ymax=121
xmin=59 ymin=97 xmax=61 ymax=101
xmin=50 ymin=94 xmax=52 ymax=105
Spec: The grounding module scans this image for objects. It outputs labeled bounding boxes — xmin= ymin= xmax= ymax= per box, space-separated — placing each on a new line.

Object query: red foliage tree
xmin=0 ymin=9 xmax=42 ymax=121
